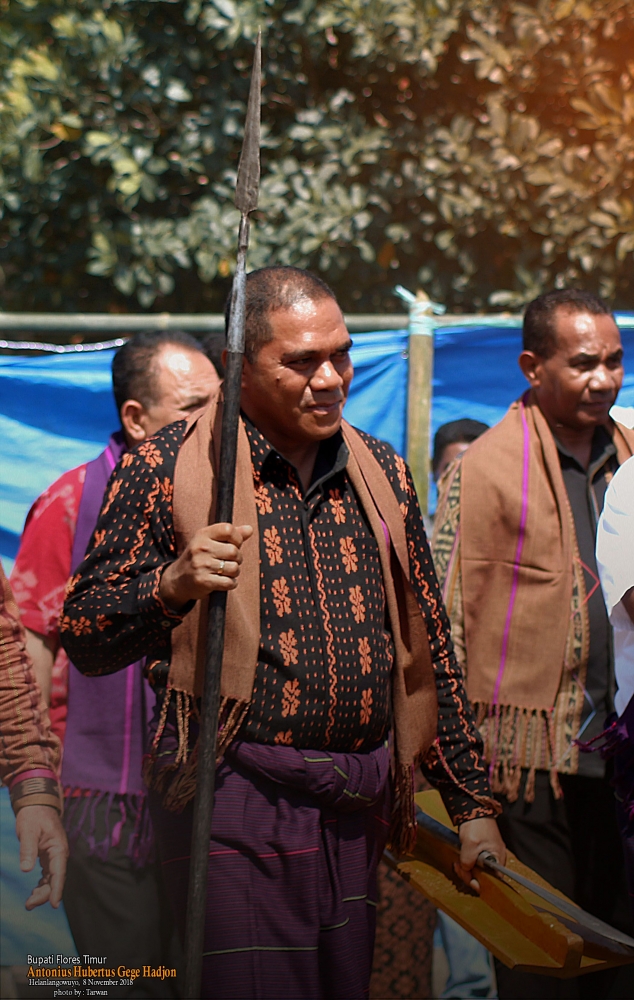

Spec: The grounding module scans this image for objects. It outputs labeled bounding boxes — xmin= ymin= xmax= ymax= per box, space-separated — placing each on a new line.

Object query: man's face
xmin=435 ymin=441 xmax=470 ymax=482
xmin=131 ymin=346 xmax=220 ymax=441
xmin=522 ymin=309 xmax=624 ymax=432
xmin=240 ymin=296 xmax=353 ymax=451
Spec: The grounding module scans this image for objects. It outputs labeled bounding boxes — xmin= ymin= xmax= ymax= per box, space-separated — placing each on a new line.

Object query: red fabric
xmin=8 ymin=768 xmax=58 ymax=787
xmin=10 ymin=464 xmax=86 ymax=742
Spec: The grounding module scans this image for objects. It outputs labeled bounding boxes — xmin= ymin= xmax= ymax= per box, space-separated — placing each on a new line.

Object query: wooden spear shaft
xmin=183 ymin=36 xmax=261 ymax=999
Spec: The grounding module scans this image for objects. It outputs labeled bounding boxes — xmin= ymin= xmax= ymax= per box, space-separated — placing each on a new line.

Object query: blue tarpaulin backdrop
xmin=3 ymin=320 xmax=634 ymax=570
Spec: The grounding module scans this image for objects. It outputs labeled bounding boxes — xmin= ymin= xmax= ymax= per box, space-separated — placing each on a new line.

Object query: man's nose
xmin=588 ymin=365 xmax=613 ymax=390
xmin=311 ymin=360 xmax=343 ymax=390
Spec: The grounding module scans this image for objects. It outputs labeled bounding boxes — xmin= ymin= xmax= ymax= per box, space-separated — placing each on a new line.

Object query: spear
xmin=183 ymin=35 xmax=261 ymax=999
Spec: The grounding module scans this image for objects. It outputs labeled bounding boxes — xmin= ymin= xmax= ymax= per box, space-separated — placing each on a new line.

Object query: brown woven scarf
xmin=461 ymin=392 xmax=634 ymax=713
xmin=161 ymin=399 xmax=438 ymax=848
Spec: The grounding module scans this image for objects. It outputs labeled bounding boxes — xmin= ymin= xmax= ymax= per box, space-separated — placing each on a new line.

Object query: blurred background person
xmin=433 ymin=418 xmax=490 ymax=485
xmin=0 ymin=564 xmax=68 ymax=998
xmin=9 ymin=330 xmax=219 ymax=997
xmin=200 ymin=330 xmax=226 ymax=380
xmin=0 ymin=564 xmax=67 ymax=908
xmin=432 ymin=417 xmax=497 ymax=1000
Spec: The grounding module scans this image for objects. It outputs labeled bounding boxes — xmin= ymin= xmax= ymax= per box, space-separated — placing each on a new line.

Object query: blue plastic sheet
xmin=0 ymin=333 xmax=409 ymax=567
xmin=3 ymin=319 xmax=634 ymax=568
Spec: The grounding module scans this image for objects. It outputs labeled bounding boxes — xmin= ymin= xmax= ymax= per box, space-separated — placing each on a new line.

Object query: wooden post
xmin=396 ymin=287 xmax=445 ymax=514
xmin=406 ymin=325 xmax=434 ymax=513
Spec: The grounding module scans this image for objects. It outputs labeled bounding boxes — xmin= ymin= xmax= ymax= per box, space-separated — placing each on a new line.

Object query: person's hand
xmin=16 ymin=804 xmax=68 ymax=909
xmin=454 ymin=816 xmax=506 ymax=893
xmin=160 ymin=523 xmax=254 ymax=611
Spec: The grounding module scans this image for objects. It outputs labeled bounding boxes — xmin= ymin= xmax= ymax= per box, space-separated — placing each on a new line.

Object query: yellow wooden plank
xmin=384 ymin=790 xmax=634 ymax=978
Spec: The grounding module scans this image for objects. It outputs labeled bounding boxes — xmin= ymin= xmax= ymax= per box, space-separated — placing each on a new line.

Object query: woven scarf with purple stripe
xmin=61 ymin=432 xmax=155 ymax=863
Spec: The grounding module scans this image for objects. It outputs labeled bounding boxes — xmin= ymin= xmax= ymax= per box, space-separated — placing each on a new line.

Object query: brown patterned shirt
xmin=61 ymin=418 xmax=495 ymax=823
xmin=0 ymin=565 xmax=62 ymax=813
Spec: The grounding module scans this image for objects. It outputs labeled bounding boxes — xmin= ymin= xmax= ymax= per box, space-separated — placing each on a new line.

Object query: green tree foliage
xmin=1 ymin=0 xmax=634 ymax=313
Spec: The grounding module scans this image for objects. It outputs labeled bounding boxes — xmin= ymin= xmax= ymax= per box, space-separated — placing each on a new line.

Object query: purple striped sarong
xmin=149 ymin=732 xmax=392 ymax=999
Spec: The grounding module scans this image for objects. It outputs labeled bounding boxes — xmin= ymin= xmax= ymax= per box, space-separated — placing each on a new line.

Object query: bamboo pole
xmin=396 ymin=287 xmax=446 ymax=514
xmin=0 ymin=313 xmax=409 ymax=334
xmin=406 ymin=328 xmax=434 ymax=514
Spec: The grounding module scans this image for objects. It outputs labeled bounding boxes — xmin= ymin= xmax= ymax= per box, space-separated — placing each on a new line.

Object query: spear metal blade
xmin=235 ymin=32 xmax=261 ymax=215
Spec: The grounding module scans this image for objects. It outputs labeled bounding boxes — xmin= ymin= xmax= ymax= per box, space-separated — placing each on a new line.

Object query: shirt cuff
xmin=440 ymin=788 xmax=500 ymax=826
xmin=136 ymin=565 xmax=192 ymax=624
xmin=422 ymin=739 xmax=501 ymax=825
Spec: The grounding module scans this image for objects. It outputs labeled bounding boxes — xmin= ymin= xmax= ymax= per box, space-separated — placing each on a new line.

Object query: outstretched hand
xmin=454 ymin=816 xmax=506 ymax=893
xmin=16 ymin=804 xmax=68 ymax=909
xmin=159 ymin=522 xmax=254 ymax=611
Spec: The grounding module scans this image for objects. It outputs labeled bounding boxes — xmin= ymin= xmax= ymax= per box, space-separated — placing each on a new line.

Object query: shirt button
xmin=162 ymin=620 xmax=171 ymax=629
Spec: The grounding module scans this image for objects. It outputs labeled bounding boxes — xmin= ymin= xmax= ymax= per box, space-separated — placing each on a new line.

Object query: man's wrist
xmin=9 ymin=772 xmax=62 ymax=815
xmin=158 ymin=561 xmax=188 ymax=612
xmin=138 ymin=565 xmax=190 ymax=622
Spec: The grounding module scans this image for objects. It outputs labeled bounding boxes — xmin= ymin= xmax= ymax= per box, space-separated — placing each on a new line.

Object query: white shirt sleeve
xmin=597 ymin=456 xmax=634 ymax=621
xmin=597 ymin=455 xmax=634 ymax=716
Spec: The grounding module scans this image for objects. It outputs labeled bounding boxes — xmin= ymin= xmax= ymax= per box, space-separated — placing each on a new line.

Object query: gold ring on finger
xmin=218 ymin=559 xmax=225 ymax=575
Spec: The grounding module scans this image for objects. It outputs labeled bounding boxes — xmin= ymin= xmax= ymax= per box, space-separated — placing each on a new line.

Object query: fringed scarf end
xmin=487 ymin=759 xmax=524 ymax=803
xmin=62 ymin=787 xmax=153 ymax=866
xmin=144 ymin=690 xmax=249 ymax=813
xmin=474 ymin=701 xmax=565 ymax=802
xmin=575 ymin=717 xmax=620 ymax=757
xmin=388 ymin=761 xmax=417 ymax=856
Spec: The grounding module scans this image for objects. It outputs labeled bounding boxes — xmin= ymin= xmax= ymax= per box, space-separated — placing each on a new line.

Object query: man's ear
xmin=119 ymin=399 xmax=147 ymax=444
xmin=240 ymin=353 xmax=252 ymax=390
xmin=518 ymin=350 xmax=541 ymax=388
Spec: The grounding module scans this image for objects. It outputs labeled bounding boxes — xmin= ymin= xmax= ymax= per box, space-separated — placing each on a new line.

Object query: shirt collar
xmin=244 ymin=416 xmax=276 ymax=479
xmin=243 ymin=414 xmax=348 ymax=492
xmin=555 ymin=423 xmax=616 ymax=475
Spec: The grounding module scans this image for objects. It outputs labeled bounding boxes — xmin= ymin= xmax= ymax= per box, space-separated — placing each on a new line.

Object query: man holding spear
xmin=60 ymin=42 xmax=505 ymax=999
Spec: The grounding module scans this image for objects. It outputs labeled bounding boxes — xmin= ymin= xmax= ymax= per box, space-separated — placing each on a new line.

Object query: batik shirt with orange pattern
xmin=61 ymin=418 xmax=494 ymax=823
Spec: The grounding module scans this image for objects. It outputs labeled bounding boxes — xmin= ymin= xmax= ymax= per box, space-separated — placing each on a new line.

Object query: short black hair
xmin=111 ymin=329 xmax=205 ymax=414
xmin=199 ymin=331 xmax=225 ymax=378
xmin=523 ymin=289 xmax=613 ymax=358
xmin=225 ymin=265 xmax=338 ymax=362
xmin=432 ymin=418 xmax=489 ymax=475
